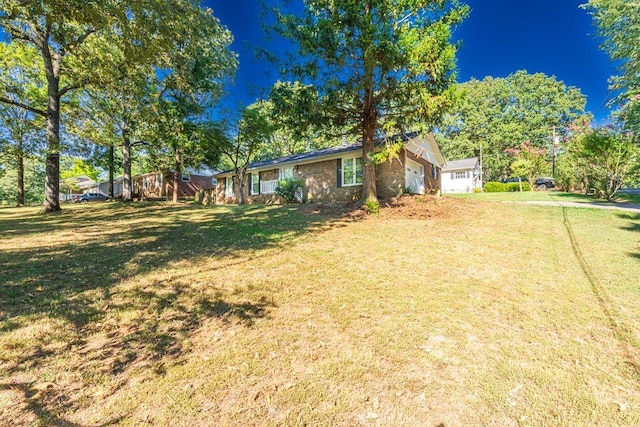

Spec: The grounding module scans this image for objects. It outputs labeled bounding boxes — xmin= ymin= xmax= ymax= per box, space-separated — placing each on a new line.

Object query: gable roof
xmin=216 ymin=132 xmax=443 ymax=176
xmin=246 ymin=143 xmax=360 ymax=171
xmin=443 ymin=157 xmax=479 ymax=172
xmin=62 ymin=175 xmax=95 ymax=190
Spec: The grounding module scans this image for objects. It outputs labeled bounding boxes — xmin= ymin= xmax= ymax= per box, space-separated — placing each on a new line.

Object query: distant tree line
xmin=2 ymin=0 xmax=639 ymax=209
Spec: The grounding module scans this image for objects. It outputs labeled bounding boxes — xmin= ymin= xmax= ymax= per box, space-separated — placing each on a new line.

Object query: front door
xmin=405 ymin=158 xmax=425 ymax=195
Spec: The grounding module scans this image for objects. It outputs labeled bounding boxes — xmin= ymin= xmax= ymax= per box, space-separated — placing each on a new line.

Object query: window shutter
xmin=258 ymin=172 xmax=261 ymax=194
xmin=248 ymin=173 xmax=253 ymax=195
xmin=337 ymin=159 xmax=342 ymax=188
xmin=451 ymin=172 xmax=454 ymax=179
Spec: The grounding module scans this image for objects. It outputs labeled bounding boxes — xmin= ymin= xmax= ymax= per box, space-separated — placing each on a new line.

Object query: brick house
xmin=133 ymin=167 xmax=217 ymax=200
xmin=215 ymin=133 xmax=444 ymax=204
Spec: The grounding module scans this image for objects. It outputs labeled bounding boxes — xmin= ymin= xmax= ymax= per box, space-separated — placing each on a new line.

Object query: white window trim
xmin=250 ymin=173 xmax=260 ymax=195
xmin=225 ymin=176 xmax=234 ymax=197
xmin=453 ymin=171 xmax=466 ymax=180
xmin=342 ymin=156 xmax=363 ymax=187
xmin=279 ymin=167 xmax=294 ymax=180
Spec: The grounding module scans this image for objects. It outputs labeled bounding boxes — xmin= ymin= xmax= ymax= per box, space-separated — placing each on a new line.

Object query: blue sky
xmin=207 ymin=0 xmax=616 ymax=122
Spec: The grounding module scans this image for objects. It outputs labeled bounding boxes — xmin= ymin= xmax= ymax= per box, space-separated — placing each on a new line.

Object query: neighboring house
xmin=60 ymin=175 xmax=95 ymax=201
xmin=441 ymin=157 xmax=482 ymax=194
xmin=133 ymin=167 xmax=217 ymax=200
xmin=215 ymin=132 xmax=444 ymax=204
xmin=90 ymin=177 xmax=124 ymax=198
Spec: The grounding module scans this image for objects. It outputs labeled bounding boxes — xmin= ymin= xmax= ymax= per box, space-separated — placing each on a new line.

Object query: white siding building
xmin=442 ymin=157 xmax=482 ymax=194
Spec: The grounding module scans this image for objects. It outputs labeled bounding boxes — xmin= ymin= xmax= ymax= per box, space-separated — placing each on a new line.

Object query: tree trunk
xmin=108 ymin=144 xmax=114 ymax=198
xmin=41 ymin=71 xmax=61 ymax=213
xmin=361 ymin=34 xmax=377 ymax=204
xmin=173 ymin=149 xmax=181 ymax=204
xmin=16 ymin=137 xmax=24 ymax=207
xmin=237 ymin=171 xmax=246 ymax=205
xmin=122 ymin=121 xmax=133 ymax=201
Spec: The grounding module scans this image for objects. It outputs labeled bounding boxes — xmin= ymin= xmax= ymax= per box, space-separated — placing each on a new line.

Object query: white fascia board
xmin=404 ymin=134 xmax=445 ymax=168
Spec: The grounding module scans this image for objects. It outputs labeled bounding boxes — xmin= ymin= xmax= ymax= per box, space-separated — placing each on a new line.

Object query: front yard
xmin=1 ymin=196 xmax=639 ymax=425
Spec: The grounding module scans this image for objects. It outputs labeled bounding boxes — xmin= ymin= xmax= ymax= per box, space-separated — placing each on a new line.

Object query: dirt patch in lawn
xmin=378 ymin=195 xmax=474 ymax=219
xmin=299 ymin=195 xmax=475 ymax=221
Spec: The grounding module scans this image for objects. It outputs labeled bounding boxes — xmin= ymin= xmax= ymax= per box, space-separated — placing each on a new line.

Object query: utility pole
xmin=479 ymin=142 xmax=483 ymax=188
xmin=552 ymin=127 xmax=559 ymax=178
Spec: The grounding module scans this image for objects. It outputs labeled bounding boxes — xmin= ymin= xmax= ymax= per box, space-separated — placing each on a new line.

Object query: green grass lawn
xmin=451 ymin=189 xmax=640 ymax=204
xmin=1 ymin=198 xmax=639 ymax=425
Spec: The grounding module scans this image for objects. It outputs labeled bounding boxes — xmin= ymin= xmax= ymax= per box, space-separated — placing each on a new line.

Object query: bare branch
xmin=68 ymin=28 xmax=96 ymax=53
xmin=58 ymin=83 xmax=83 ymax=97
xmin=0 ymin=96 xmax=46 ymax=117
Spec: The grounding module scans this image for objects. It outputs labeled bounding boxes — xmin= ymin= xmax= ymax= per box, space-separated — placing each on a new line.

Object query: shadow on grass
xmin=0 ymin=202 xmax=324 ymax=326
xmin=0 ymin=381 xmax=124 ymax=427
xmin=562 ymin=207 xmax=640 ymax=381
xmin=617 ymin=212 xmax=640 ymax=260
xmin=0 ymin=201 xmax=360 ymax=424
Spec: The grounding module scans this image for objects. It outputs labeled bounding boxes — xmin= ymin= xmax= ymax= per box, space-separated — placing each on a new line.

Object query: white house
xmin=441 ymin=157 xmax=482 ymax=194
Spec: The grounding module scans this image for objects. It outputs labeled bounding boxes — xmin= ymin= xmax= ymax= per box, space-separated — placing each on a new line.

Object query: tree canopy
xmin=437 ymin=70 xmax=589 ymax=180
xmin=0 ymin=1 xmax=236 ymax=210
xmin=272 ymin=0 xmax=469 ymax=202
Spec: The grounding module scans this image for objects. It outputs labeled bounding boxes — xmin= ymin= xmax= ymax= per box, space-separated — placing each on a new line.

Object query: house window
xmin=453 ymin=171 xmax=466 ymax=179
xmin=251 ymin=173 xmax=260 ymax=195
xmin=343 ymin=157 xmax=363 ymax=186
xmin=432 ymin=166 xmax=439 ymax=180
xmin=225 ymin=176 xmax=234 ymax=197
xmin=181 ymin=173 xmax=190 ymax=182
xmin=279 ymin=167 xmax=294 ymax=180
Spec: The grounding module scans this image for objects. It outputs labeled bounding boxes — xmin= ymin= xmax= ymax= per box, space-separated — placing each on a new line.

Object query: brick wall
xmin=299 ymin=159 xmax=361 ymax=202
xmin=216 ymin=148 xmax=441 ymax=205
xmin=261 ymin=169 xmax=278 ymax=181
xmin=375 ymin=153 xmax=405 ymax=198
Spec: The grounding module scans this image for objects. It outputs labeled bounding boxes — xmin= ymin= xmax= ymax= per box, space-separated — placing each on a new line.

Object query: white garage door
xmin=405 ymin=158 xmax=425 ymax=195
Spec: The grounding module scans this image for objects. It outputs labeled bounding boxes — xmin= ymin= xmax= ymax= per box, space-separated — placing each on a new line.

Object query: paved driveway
xmin=524 ymin=200 xmax=640 ymax=214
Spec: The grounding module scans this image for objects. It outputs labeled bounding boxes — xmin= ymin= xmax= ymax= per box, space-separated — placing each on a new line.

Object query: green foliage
xmin=0 ymin=1 xmax=237 ymax=210
xmin=0 ymin=157 xmax=45 ymax=205
xmin=583 ymin=0 xmax=640 ymax=132
xmin=364 ymin=197 xmax=380 ymax=214
xmin=60 ymin=157 xmax=100 ymax=182
xmin=370 ymin=140 xmax=403 ymax=165
xmin=272 ymin=0 xmax=469 ymax=201
xmin=507 ymin=141 xmax=550 ymax=186
xmin=275 ymin=177 xmax=305 ymax=204
xmin=561 ymin=126 xmax=639 ymax=201
xmin=504 ymin=182 xmax=531 ymax=192
xmin=437 ymin=71 xmax=588 ymax=181
xmin=483 ymin=182 xmax=506 ymax=192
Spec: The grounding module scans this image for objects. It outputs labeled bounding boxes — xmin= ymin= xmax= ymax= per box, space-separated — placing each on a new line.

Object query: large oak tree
xmin=437 ymin=71 xmax=588 ymax=180
xmin=0 ymin=0 xmax=120 ymax=212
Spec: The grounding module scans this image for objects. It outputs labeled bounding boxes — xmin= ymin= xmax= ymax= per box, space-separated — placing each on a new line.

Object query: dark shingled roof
xmin=443 ymin=157 xmax=479 ymax=172
xmin=216 ymin=132 xmax=418 ymax=176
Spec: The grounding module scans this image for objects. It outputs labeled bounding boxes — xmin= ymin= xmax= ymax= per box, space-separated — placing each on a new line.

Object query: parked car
xmin=73 ymin=192 xmax=109 ymax=203
xmin=535 ymin=177 xmax=555 ymax=190
xmin=501 ymin=177 xmax=527 ymax=184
